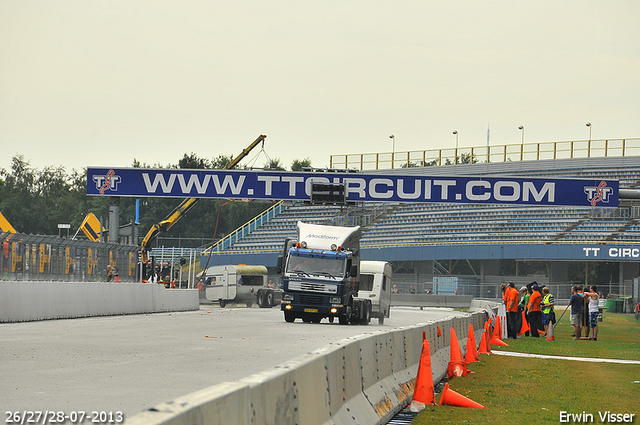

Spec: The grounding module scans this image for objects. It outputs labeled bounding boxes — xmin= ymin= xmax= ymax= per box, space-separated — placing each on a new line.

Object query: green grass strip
xmin=413 ymin=313 xmax=640 ymax=424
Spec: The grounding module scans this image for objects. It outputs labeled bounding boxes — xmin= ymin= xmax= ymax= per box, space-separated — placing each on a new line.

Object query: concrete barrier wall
xmin=392 ymin=294 xmax=474 ymax=308
xmin=0 ymin=281 xmax=199 ymax=322
xmin=128 ymin=311 xmax=487 ymax=425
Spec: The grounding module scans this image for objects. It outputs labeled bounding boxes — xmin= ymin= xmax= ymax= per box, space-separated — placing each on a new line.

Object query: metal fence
xmin=330 ymin=138 xmax=640 ymax=170
xmin=1 ymin=232 xmax=139 ymax=282
xmin=391 ymin=276 xmax=635 ymax=302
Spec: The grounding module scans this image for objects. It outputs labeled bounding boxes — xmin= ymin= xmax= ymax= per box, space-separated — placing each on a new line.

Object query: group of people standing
xmin=503 ymin=282 xmax=601 ymax=341
xmin=502 ymin=282 xmax=555 ymax=339
xmin=569 ymin=285 xmax=600 ymax=341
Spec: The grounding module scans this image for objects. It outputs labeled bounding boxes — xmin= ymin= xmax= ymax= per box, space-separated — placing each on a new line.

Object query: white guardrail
xmin=128 ymin=312 xmax=486 ymax=425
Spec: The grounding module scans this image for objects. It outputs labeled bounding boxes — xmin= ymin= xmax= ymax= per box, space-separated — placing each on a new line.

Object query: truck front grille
xmin=288 ymin=281 xmax=337 ymax=294
xmin=299 ymin=294 xmax=324 ymax=305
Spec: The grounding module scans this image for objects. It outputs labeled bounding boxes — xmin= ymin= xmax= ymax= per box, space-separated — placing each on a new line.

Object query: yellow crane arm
xmin=140 ymin=135 xmax=266 ymax=261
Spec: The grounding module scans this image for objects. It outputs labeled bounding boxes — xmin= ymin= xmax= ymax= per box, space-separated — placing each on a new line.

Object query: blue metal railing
xmin=207 ymin=201 xmax=287 ymax=253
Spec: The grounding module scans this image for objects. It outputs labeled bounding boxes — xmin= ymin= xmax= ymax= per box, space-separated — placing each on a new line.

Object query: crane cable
xmin=196 ymin=198 xmax=236 ymax=287
xmin=245 ymin=140 xmax=273 ymax=169
xmin=195 ymin=139 xmax=272 ymax=286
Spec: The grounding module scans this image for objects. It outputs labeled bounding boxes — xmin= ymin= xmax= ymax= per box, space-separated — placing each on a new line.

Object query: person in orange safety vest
xmin=526 ymin=283 xmax=542 ymax=338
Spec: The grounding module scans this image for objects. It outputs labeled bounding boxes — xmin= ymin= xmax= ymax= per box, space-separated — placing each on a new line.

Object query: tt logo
xmin=93 ymin=170 xmax=121 ymax=194
xmin=584 ymin=181 xmax=613 ymax=206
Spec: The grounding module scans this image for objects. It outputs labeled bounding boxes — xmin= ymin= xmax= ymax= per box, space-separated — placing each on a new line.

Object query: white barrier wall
xmin=128 ymin=311 xmax=486 ymax=425
xmin=392 ymin=294 xmax=474 ymax=308
xmin=0 ymin=281 xmax=199 ymax=322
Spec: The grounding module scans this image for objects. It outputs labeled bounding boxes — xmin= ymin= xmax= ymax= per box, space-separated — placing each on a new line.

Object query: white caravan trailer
xmin=204 ymin=264 xmax=279 ymax=308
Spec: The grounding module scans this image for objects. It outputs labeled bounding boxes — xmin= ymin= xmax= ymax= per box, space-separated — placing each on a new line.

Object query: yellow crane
xmin=139 ymin=135 xmax=266 ymax=262
xmin=0 ymin=211 xmax=17 ymax=234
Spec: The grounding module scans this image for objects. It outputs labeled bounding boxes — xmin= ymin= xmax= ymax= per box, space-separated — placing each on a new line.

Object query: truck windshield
xmin=360 ymin=274 xmax=374 ymax=291
xmin=286 ymin=255 xmax=345 ymax=278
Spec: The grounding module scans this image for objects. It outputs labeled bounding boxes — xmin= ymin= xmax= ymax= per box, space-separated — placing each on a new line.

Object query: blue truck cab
xmin=279 ymin=222 xmax=371 ymax=325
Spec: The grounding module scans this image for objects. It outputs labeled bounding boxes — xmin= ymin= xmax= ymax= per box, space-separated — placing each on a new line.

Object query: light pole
xmin=586 ymin=122 xmax=592 ymax=157
xmin=518 ymin=126 xmax=524 ymax=161
xmin=452 ymin=131 xmax=458 ymax=164
xmin=518 ymin=125 xmax=524 ymax=144
xmin=389 ymin=135 xmax=395 ymax=169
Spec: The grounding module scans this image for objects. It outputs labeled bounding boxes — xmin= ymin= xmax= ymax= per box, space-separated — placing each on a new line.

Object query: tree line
xmin=0 ymin=153 xmax=311 ymax=248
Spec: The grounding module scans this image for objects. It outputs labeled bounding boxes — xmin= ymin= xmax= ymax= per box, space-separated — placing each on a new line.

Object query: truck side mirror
xmin=276 ymin=256 xmax=283 ymax=274
xmin=350 ymin=265 xmax=358 ymax=277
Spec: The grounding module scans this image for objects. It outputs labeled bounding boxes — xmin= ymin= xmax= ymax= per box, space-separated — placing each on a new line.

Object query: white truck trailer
xmin=203 ymin=264 xmax=280 ymax=308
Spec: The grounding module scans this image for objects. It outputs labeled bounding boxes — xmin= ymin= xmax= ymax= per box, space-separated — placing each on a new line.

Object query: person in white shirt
xmin=582 ymin=285 xmax=600 ymax=341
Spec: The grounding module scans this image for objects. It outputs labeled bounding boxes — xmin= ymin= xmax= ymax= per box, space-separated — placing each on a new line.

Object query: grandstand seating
xmin=361 ymin=204 xmax=590 ymax=246
xmin=222 ymin=205 xmax=346 ymax=252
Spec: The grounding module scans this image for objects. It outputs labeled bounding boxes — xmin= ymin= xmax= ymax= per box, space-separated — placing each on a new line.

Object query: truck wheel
xmin=266 ymin=291 xmax=274 ymax=308
xmin=284 ymin=311 xmax=295 ymax=323
xmin=219 ymin=300 xmax=226 ymax=308
xmin=378 ymin=316 xmax=384 ymax=325
xmin=362 ymin=302 xmax=371 ymax=325
xmin=340 ymin=297 xmax=353 ymax=325
xmin=328 ymin=317 xmax=334 ymax=323
xmin=257 ymin=292 xmax=264 ymax=308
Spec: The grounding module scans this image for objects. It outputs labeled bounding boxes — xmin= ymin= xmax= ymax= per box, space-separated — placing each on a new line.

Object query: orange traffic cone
xmin=490 ymin=317 xmax=508 ymax=346
xmin=450 ymin=328 xmax=464 ymax=362
xmin=411 ymin=335 xmax=436 ymax=410
xmin=546 ymin=321 xmax=555 ymax=341
xmin=465 ymin=323 xmax=479 ymax=363
xmin=439 ymin=383 xmax=485 ymax=409
xmin=493 ymin=316 xmax=502 ymax=339
xmin=447 ymin=327 xmax=467 ymax=378
xmin=448 ymin=360 xmax=467 ymax=379
xmin=518 ymin=311 xmax=529 ymax=336
xmin=478 ymin=330 xmax=490 ymax=354
xmin=437 ymin=326 xmax=442 ymax=337
xmin=490 ymin=336 xmax=509 ymax=346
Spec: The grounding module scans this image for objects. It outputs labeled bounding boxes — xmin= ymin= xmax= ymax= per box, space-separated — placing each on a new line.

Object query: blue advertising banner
xmin=87 ymin=167 xmax=619 ymax=207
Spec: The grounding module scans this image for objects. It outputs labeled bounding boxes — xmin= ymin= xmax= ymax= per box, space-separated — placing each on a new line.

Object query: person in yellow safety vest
xmin=106 ymin=264 xmax=114 ymax=282
xmin=540 ymin=287 xmax=555 ymax=336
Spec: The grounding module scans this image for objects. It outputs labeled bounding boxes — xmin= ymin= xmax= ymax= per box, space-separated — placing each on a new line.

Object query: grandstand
xmin=200 ymin=154 xmax=640 ymax=300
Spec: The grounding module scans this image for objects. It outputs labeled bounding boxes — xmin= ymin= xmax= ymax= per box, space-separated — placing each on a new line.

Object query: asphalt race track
xmin=1 ymin=305 xmax=467 ymax=419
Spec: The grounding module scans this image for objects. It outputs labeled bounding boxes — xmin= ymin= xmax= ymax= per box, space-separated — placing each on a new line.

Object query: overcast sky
xmin=1 ymin=1 xmax=639 ymax=173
